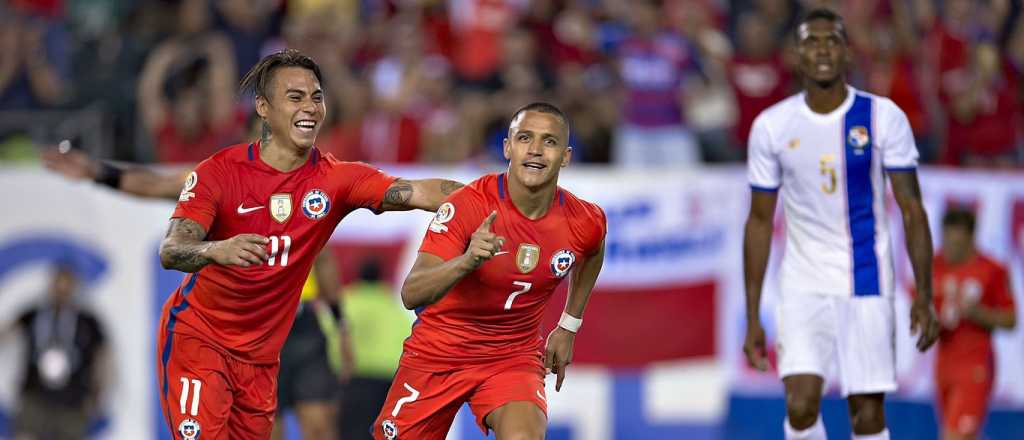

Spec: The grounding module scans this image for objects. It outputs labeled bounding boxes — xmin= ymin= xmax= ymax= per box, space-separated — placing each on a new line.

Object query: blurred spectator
xmin=612 ymin=0 xmax=703 ymax=167
xmin=728 ymin=11 xmax=792 ymax=151
xmin=0 ymin=8 xmax=70 ymax=111
xmin=449 ymin=0 xmax=526 ymax=83
xmin=339 ymin=259 xmax=413 ymax=440
xmin=10 ymin=262 xmax=109 ymax=440
xmin=137 ymin=0 xmax=241 ymax=163
xmin=214 ymin=0 xmax=281 ymax=77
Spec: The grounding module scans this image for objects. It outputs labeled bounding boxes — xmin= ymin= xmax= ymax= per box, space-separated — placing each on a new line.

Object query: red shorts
xmin=372 ymin=355 xmax=547 ymax=439
xmin=157 ymin=315 xmax=279 ymax=440
xmin=936 ymin=367 xmax=994 ymax=436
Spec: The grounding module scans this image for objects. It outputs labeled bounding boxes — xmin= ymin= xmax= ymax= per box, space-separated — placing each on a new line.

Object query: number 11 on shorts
xmin=179 ymin=377 xmax=202 ymax=416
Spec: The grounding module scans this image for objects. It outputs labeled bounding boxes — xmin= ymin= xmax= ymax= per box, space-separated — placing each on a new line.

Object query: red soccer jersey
xmin=164 ymin=142 xmax=396 ymax=363
xmin=932 ymin=253 xmax=1016 ymax=378
xmin=402 ymin=173 xmax=606 ymax=371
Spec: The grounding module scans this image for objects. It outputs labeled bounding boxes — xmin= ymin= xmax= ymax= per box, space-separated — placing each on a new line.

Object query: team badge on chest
xmin=177 ymin=418 xmax=201 ymax=440
xmin=302 ymin=189 xmax=330 ymax=220
xmin=516 ymin=243 xmax=541 ymax=273
xmin=848 ymin=126 xmax=870 ymax=155
xmin=550 ymin=249 xmax=576 ymax=278
xmin=269 ymin=193 xmax=292 ymax=223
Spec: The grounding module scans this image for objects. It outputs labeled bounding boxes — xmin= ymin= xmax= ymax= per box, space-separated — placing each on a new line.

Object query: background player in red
xmin=372 ymin=102 xmax=607 ymax=440
xmin=155 ymin=49 xmax=462 ymax=440
xmin=929 ymin=208 xmax=1017 ymax=440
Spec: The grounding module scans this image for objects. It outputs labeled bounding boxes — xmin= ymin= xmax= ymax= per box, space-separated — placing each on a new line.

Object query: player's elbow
xmin=400 ymin=287 xmax=423 ymax=310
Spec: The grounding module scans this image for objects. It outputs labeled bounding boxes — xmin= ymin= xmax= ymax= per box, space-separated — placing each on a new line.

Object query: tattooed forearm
xmin=159 ymin=218 xmax=214 ymax=273
xmin=382 ymin=179 xmax=414 ymax=210
xmin=441 ymin=180 xmax=464 ymax=196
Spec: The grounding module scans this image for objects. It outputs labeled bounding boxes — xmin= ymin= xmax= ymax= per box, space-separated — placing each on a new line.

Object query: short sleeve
xmin=587 ymin=204 xmax=607 ymax=257
xmin=171 ymin=159 xmax=223 ymax=232
xmin=336 ymin=162 xmax=398 ymax=212
xmin=985 ymin=263 xmax=1016 ymax=311
xmin=418 ymin=187 xmax=489 ymax=262
xmin=878 ymin=99 xmax=919 ymax=171
xmin=747 ymin=114 xmax=781 ymax=191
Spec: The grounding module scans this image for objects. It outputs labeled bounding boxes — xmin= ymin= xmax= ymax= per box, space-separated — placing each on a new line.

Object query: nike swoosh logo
xmin=237 ymin=204 xmax=265 ymax=214
xmin=494 ymin=251 xmax=510 ymax=256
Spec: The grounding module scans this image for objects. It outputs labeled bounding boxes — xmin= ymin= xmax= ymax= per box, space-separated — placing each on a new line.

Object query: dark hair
xmin=942 ymin=208 xmax=976 ymax=234
xmin=796 ymin=8 xmax=849 ymax=42
xmin=239 ymin=49 xmax=323 ymax=99
xmin=509 ymin=102 xmax=570 ymax=132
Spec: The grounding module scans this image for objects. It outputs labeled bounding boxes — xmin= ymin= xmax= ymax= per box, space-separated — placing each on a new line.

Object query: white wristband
xmin=558 ymin=312 xmax=583 ymax=333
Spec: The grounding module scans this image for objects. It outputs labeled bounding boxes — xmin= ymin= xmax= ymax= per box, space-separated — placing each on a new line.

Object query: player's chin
xmin=515 ymin=168 xmax=556 ymax=188
xmin=290 ymin=131 xmax=318 ymax=149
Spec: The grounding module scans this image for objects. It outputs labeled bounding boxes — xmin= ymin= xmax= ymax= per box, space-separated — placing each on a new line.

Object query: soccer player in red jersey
xmin=372 ymin=102 xmax=607 ymax=440
xmin=930 ymin=208 xmax=1016 ymax=440
xmin=155 ymin=49 xmax=462 ymax=440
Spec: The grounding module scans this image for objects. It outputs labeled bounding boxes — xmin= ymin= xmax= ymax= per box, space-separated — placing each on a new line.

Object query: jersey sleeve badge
xmin=178 ymin=172 xmax=198 ymax=202
xmin=429 ymin=202 xmax=455 ymax=233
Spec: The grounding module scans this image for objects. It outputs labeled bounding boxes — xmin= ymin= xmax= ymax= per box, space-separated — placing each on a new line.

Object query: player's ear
xmin=561 ymin=146 xmax=572 ymax=168
xmin=503 ymin=137 xmax=511 ymax=161
xmin=255 ymin=95 xmax=269 ymax=119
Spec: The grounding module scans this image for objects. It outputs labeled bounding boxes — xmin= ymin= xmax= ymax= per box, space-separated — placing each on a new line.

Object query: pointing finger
xmin=478 ymin=211 xmax=498 ymax=232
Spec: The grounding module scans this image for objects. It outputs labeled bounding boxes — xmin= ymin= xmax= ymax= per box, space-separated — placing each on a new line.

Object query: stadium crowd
xmin=0 ymin=0 xmax=1022 ymax=168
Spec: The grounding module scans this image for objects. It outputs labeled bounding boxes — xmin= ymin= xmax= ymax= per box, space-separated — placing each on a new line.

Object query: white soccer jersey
xmin=748 ymin=86 xmax=919 ymax=298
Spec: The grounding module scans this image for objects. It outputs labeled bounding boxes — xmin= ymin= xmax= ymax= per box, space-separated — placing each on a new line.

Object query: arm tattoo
xmin=383 ymin=179 xmax=414 ymax=208
xmin=159 ymin=218 xmax=214 ymax=273
xmin=440 ymin=180 xmax=464 ymax=196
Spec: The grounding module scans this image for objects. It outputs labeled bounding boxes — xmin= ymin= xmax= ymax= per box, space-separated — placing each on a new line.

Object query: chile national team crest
xmin=847 ymin=126 xmax=870 ymax=155
xmin=178 ymin=418 xmax=201 ymax=440
xmin=382 ymin=419 xmax=398 ymax=440
xmin=550 ymin=249 xmax=576 ymax=278
xmin=302 ymin=189 xmax=330 ymax=220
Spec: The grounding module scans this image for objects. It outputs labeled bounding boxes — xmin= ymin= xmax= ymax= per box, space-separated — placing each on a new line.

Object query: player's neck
xmin=943 ymin=248 xmax=976 ymax=265
xmin=260 ymin=139 xmax=311 ymax=172
xmin=506 ymin=176 xmax=556 ymax=220
xmin=803 ymin=80 xmax=848 ymax=114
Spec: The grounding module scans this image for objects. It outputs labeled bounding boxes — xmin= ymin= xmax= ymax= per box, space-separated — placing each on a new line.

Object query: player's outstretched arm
xmin=159 ymin=218 xmax=270 ymax=272
xmin=42 ymin=145 xmax=192 ymax=200
xmin=890 ymin=170 xmax=939 ymax=351
xmin=400 ymin=211 xmax=504 ymax=309
xmin=380 ymin=178 xmax=464 ymax=212
xmin=742 ymin=190 xmax=777 ymax=371
xmin=545 ymin=239 xmax=605 ymax=392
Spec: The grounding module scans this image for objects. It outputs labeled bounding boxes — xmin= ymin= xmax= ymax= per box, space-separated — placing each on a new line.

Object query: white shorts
xmin=774 ymin=293 xmax=897 ymax=396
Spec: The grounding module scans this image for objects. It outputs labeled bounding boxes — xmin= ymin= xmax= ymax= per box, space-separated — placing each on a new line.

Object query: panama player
xmin=155 ymin=49 xmax=461 ymax=439
xmin=372 ymin=102 xmax=606 ymax=440
xmin=741 ymin=9 xmax=939 ymax=440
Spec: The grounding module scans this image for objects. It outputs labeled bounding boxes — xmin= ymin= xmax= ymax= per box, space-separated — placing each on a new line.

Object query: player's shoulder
xmin=752 ymin=92 xmax=805 ymax=132
xmin=457 ymin=173 xmax=501 ymax=203
xmin=559 ymin=188 xmax=605 ymax=224
xmin=851 ymin=87 xmax=904 ymax=116
xmin=205 ymin=142 xmax=254 ymax=165
xmin=975 ymin=253 xmax=1008 ymax=274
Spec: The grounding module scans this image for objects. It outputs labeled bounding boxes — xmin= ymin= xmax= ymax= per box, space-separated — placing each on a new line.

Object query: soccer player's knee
xmin=785 ymin=395 xmax=820 ymax=426
xmin=850 ymin=400 xmax=885 ymax=432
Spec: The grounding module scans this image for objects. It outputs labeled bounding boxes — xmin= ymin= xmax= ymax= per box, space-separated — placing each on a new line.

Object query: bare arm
xmin=562 ymin=240 xmax=605 ymax=319
xmin=545 ymin=239 xmax=605 ymax=391
xmin=742 ymin=190 xmax=777 ymax=371
xmin=890 ymin=170 xmax=939 ymax=351
xmin=138 ymin=42 xmax=183 ymax=133
xmin=380 ymin=179 xmax=464 ymax=212
xmin=158 ymin=218 xmax=270 ymax=273
xmin=23 ymin=24 xmax=66 ymax=106
xmin=400 ymin=212 xmax=502 ymax=309
xmin=41 ymin=146 xmax=192 ymax=200
xmin=201 ymin=34 xmax=238 ymax=128
xmin=965 ymin=305 xmax=1017 ymax=330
